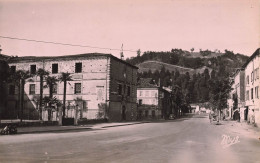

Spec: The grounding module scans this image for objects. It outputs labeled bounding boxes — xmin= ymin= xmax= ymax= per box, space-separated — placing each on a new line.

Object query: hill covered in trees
xmin=126 ymin=49 xmax=249 ymax=107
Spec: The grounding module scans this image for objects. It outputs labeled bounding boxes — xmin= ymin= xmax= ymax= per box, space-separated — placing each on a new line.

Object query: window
xmin=29 ymin=84 xmax=35 ymax=95
xmin=127 ymin=86 xmax=130 ymax=96
xmin=139 ymin=91 xmax=143 ymax=97
xmin=75 ymin=62 xmax=82 ymax=73
xmin=246 ymin=90 xmax=249 ymax=100
xmin=83 ymin=101 xmax=88 ymax=111
xmin=9 ymin=85 xmax=15 ymax=95
xmin=251 ymin=72 xmax=254 ymax=82
xmin=52 ymin=63 xmax=58 ymax=74
xmin=30 ymin=65 xmax=36 ymax=74
xmin=53 ymin=84 xmax=57 ymax=94
xmin=74 ymin=83 xmax=81 ymax=94
xmin=118 ymin=84 xmax=122 ymax=95
xmin=138 ymin=99 xmax=142 ymax=105
xmin=10 ymin=66 xmax=16 ymax=73
xmin=255 ymin=86 xmax=259 ymax=99
xmin=246 ymin=76 xmax=249 ymax=85
xmin=124 ymin=85 xmax=126 ymax=94
xmin=251 ymin=88 xmax=254 ymax=99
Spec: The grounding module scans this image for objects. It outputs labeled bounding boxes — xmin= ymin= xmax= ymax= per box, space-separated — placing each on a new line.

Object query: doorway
xmin=122 ymin=106 xmax=126 ymax=121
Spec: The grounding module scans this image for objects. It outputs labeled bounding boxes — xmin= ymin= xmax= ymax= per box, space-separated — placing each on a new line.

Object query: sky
xmin=0 ymin=0 xmax=259 ymax=58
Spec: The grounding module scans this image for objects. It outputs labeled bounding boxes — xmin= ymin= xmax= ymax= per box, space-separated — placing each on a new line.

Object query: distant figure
xmin=209 ymin=110 xmax=214 ymax=124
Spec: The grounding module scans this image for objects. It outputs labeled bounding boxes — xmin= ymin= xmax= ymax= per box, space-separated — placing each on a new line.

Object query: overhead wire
xmin=0 ymin=35 xmax=137 ymax=53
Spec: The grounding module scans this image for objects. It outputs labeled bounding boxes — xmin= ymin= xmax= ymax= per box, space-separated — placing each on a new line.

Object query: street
xmin=0 ymin=114 xmax=259 ymax=163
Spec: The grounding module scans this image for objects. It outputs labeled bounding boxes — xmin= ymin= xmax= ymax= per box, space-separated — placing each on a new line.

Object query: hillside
xmin=126 ymin=49 xmax=249 ymax=76
xmin=137 ymin=61 xmax=212 ymax=75
xmin=126 ymin=49 xmax=249 ymax=104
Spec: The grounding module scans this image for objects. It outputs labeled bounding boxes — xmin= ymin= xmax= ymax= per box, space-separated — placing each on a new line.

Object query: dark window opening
xmin=29 ymin=84 xmax=35 ymax=95
xmin=118 ymin=84 xmax=122 ymax=95
xmin=127 ymin=86 xmax=131 ymax=96
xmin=138 ymin=99 xmax=142 ymax=105
xmin=83 ymin=101 xmax=88 ymax=111
xmin=251 ymin=88 xmax=253 ymax=99
xmin=9 ymin=85 xmax=15 ymax=95
xmin=75 ymin=83 xmax=81 ymax=94
xmin=75 ymin=62 xmax=82 ymax=73
xmin=52 ymin=63 xmax=58 ymax=74
xmin=30 ymin=65 xmax=36 ymax=74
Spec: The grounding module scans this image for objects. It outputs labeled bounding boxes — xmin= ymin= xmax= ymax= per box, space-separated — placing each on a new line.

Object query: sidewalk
xmin=12 ymin=121 xmax=149 ymax=134
xmin=221 ymin=119 xmax=260 ymax=140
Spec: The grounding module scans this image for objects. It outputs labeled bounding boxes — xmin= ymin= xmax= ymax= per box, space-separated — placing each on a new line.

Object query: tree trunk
xmin=48 ymin=85 xmax=53 ymax=121
xmin=20 ymin=79 xmax=25 ymax=123
xmin=39 ymin=76 xmax=43 ymax=120
xmin=62 ymin=80 xmax=67 ymax=118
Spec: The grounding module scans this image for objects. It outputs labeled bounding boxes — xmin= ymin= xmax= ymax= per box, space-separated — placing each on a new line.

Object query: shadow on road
xmin=16 ymin=128 xmax=104 ymax=135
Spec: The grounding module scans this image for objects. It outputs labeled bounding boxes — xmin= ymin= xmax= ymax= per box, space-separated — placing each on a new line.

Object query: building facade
xmin=243 ymin=49 xmax=260 ymax=126
xmin=7 ymin=53 xmax=138 ymax=122
xmin=230 ymin=69 xmax=246 ymax=120
xmin=136 ymin=78 xmax=172 ymax=119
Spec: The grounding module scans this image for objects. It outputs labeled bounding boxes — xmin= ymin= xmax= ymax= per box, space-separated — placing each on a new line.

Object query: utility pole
xmin=120 ymin=44 xmax=124 ymax=60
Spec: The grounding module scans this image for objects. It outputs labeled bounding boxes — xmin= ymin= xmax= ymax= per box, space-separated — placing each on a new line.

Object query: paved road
xmin=0 ymin=114 xmax=259 ymax=163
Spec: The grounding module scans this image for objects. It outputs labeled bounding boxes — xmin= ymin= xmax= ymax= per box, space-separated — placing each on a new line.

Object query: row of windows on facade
xmin=245 ymin=86 xmax=259 ymax=101
xmin=9 ymin=83 xmax=133 ymax=98
xmin=10 ymin=62 xmax=83 ymax=74
xmin=118 ymin=84 xmax=131 ymax=96
xmin=138 ymin=99 xmax=157 ymax=105
xmin=138 ymin=91 xmax=158 ymax=97
xmin=9 ymin=83 xmax=83 ymax=95
xmin=246 ymin=68 xmax=259 ymax=85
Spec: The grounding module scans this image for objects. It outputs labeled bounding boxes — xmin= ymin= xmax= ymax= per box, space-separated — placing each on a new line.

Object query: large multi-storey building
xmin=7 ymin=53 xmax=138 ymax=122
xmin=243 ymin=48 xmax=259 ymax=126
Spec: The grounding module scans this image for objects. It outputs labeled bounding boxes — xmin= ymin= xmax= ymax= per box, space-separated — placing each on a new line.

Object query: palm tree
xmin=59 ymin=72 xmax=72 ymax=118
xmin=36 ymin=68 xmax=49 ymax=120
xmin=45 ymin=76 xmax=58 ymax=121
xmin=45 ymin=76 xmax=57 ymax=98
xmin=9 ymin=70 xmax=32 ymax=122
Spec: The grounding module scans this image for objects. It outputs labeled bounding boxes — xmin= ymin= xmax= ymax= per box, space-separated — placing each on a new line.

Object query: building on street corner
xmin=242 ymin=48 xmax=260 ymax=127
xmin=136 ymin=78 xmax=172 ymax=120
xmin=6 ymin=53 xmax=138 ymax=122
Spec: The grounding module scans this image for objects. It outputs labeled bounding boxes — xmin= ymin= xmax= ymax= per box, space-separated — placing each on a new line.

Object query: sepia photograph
xmin=0 ymin=0 xmax=259 ymax=162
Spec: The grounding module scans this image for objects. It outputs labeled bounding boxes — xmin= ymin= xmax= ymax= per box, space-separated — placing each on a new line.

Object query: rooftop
xmin=242 ymin=48 xmax=259 ymax=68
xmin=7 ymin=53 xmax=138 ymax=69
xmin=137 ymin=78 xmax=158 ymax=88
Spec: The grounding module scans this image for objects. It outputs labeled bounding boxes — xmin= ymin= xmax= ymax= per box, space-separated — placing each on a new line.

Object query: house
xmin=227 ymin=68 xmax=246 ymax=120
xmin=190 ymin=104 xmax=199 ymax=113
xmin=136 ymin=78 xmax=172 ymax=120
xmin=242 ymin=48 xmax=260 ymax=126
xmin=234 ymin=69 xmax=246 ymax=120
xmin=6 ymin=53 xmax=138 ymax=122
